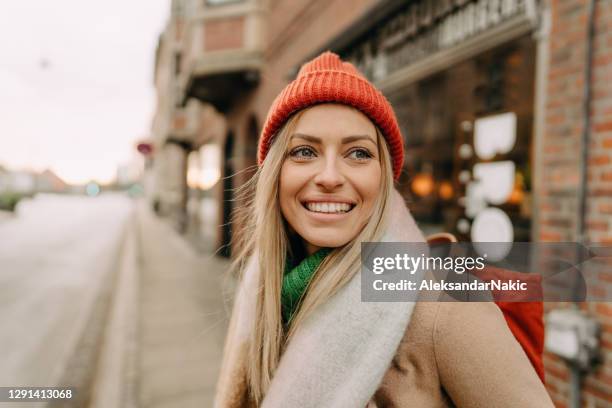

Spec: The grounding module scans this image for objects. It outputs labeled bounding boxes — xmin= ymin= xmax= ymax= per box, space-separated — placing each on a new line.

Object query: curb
xmin=88 ymin=208 xmax=140 ymax=408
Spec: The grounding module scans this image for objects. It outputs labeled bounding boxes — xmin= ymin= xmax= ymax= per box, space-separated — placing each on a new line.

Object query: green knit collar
xmin=281 ymin=247 xmax=332 ymax=325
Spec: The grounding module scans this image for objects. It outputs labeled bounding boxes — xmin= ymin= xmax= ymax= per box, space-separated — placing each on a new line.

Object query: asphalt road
xmin=0 ymin=193 xmax=132 ymax=391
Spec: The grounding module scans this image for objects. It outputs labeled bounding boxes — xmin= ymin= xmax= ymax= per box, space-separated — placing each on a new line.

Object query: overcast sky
xmin=0 ymin=1 xmax=169 ymax=184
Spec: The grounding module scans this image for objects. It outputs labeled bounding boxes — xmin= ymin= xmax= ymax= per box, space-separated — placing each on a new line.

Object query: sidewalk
xmin=135 ymin=203 xmax=233 ymax=408
xmin=90 ymin=201 xmax=234 ymax=408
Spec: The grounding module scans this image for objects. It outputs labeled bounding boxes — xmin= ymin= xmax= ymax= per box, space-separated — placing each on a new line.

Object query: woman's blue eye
xmin=289 ymin=146 xmax=316 ymax=159
xmin=348 ymin=148 xmax=373 ymax=160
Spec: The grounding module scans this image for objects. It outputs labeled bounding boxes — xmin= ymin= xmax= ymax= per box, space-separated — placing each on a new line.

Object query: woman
xmin=214 ymin=52 xmax=553 ymax=407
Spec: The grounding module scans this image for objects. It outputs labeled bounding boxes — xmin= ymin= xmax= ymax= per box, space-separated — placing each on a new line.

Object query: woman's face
xmin=279 ymin=104 xmax=382 ymax=255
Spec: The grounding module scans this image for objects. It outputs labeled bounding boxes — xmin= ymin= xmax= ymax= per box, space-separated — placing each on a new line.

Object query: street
xmin=0 ymin=194 xmax=132 ymax=388
xmin=0 ymin=193 xmax=231 ymax=407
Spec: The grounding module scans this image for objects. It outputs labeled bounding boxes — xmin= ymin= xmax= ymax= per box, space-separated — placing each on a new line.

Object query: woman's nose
xmin=313 ymin=157 xmax=345 ymax=190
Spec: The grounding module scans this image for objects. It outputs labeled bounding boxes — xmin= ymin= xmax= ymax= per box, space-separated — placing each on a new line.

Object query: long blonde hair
xmin=231 ymin=105 xmax=395 ymax=404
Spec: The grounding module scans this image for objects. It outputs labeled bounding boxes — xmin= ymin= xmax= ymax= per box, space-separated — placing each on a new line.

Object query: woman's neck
xmin=288 ymin=233 xmax=320 ymax=259
xmin=305 ymin=242 xmax=322 ymax=256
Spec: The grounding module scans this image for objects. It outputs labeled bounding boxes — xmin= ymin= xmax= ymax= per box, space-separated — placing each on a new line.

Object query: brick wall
xmin=542 ymin=0 xmax=612 ymax=405
xmin=589 ymin=0 xmax=612 ymax=244
xmin=204 ymin=16 xmax=244 ymax=51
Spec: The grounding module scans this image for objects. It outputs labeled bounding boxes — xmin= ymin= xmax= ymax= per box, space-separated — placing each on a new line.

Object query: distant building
xmin=36 ymin=169 xmax=68 ymax=193
xmin=0 ymin=165 xmax=9 ymax=193
xmin=0 ymin=166 xmax=68 ymax=195
xmin=0 ymin=167 xmax=36 ymax=194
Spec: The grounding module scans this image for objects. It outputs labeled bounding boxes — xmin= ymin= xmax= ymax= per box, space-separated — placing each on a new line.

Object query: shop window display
xmin=389 ymin=36 xmax=535 ymax=241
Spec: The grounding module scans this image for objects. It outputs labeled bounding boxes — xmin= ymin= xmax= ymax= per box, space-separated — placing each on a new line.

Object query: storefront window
xmin=389 ymin=36 xmax=535 ymax=241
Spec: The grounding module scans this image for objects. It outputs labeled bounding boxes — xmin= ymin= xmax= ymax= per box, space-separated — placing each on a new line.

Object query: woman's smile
xmin=300 ymin=201 xmax=356 ymax=222
xmin=300 ymin=197 xmax=356 ymax=215
xmin=303 ymin=202 xmax=354 ymax=214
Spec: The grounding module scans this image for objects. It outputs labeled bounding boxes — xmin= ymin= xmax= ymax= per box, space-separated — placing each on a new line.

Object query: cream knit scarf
xmin=214 ymin=189 xmax=426 ymax=407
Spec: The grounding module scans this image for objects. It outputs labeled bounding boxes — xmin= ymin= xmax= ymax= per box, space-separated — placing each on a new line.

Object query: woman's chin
xmin=301 ymin=231 xmax=353 ymax=250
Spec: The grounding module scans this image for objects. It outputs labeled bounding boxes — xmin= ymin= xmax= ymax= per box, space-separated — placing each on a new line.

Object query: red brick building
xmin=151 ymin=0 xmax=612 ymax=405
xmin=539 ymin=0 xmax=612 ymax=406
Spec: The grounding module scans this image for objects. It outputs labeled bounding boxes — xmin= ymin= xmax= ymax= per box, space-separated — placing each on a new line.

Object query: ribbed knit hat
xmin=257 ymin=51 xmax=405 ymax=180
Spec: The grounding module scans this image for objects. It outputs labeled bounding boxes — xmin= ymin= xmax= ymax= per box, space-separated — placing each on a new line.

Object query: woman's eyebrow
xmin=290 ymin=133 xmax=376 ymax=144
xmin=341 ymin=135 xmax=376 ymax=144
xmin=291 ymin=133 xmax=322 ymax=143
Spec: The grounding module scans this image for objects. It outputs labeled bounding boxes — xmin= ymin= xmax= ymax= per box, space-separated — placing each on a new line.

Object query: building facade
xmin=151 ymin=0 xmax=612 ymax=405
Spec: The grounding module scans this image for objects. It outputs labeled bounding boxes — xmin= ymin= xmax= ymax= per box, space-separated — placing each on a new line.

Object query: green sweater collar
xmin=281 ymin=247 xmax=331 ymax=325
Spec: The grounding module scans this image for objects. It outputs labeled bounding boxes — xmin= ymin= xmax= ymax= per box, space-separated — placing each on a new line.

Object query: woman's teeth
xmin=306 ymin=202 xmax=352 ymax=213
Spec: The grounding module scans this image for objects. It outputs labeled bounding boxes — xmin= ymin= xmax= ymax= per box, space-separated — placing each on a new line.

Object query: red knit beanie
xmin=257 ymin=51 xmax=404 ymax=180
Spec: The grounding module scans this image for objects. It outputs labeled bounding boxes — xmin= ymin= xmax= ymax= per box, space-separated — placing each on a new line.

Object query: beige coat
xmin=368 ymin=301 xmax=554 ymax=407
xmin=216 ymin=300 xmax=554 ymax=407
xmin=215 ymin=232 xmax=554 ymax=406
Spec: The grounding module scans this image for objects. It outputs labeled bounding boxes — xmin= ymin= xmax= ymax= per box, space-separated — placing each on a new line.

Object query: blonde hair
xmin=231 ymin=105 xmax=395 ymax=404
